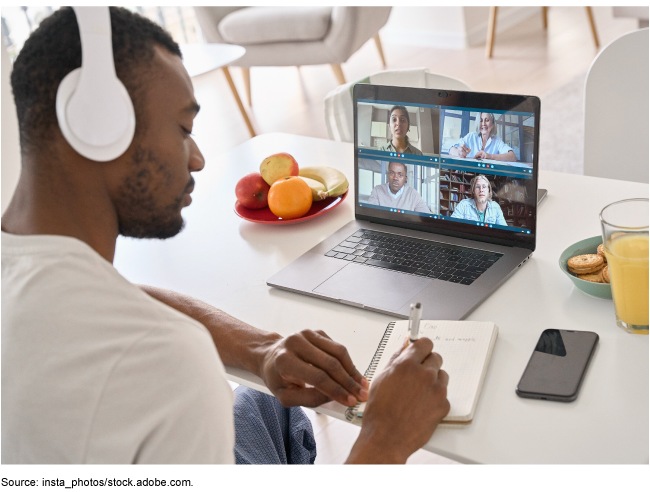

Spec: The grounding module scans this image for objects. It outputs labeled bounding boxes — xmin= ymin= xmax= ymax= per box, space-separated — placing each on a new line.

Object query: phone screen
xmin=516 ymin=329 xmax=598 ymax=402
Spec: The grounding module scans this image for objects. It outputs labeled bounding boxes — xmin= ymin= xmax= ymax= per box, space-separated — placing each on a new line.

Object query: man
xmin=367 ymin=162 xmax=431 ymax=213
xmin=451 ymin=174 xmax=507 ymax=225
xmin=1 ymin=8 xmax=449 ymax=464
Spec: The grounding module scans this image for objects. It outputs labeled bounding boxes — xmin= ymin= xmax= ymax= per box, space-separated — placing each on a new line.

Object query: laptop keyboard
xmin=325 ymin=229 xmax=503 ymax=286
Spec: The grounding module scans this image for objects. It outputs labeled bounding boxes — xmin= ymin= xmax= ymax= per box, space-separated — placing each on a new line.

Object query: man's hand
xmin=259 ymin=329 xmax=369 ymax=408
xmin=474 ymin=150 xmax=489 ymax=160
xmin=346 ymin=338 xmax=450 ymax=464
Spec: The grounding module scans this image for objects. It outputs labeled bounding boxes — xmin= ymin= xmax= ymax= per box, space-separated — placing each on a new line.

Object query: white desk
xmin=114 ymin=133 xmax=649 ymax=464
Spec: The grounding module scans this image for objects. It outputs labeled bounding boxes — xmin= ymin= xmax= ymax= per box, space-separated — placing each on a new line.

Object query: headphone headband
xmin=55 ymin=7 xmax=135 ymax=161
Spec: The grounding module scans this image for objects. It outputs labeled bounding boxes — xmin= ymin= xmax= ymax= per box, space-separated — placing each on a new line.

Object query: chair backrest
xmin=583 ymin=28 xmax=649 ymax=183
xmin=324 ymin=68 xmax=470 ymax=143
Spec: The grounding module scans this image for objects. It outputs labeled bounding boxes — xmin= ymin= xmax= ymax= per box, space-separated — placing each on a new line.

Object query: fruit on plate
xmin=298 ymin=166 xmax=348 ymax=200
xmin=297 ymin=176 xmax=327 ymax=201
xmin=268 ymin=176 xmax=313 ymax=219
xmin=235 ymin=172 xmax=271 ymax=209
xmin=259 ymin=153 xmax=299 ymax=186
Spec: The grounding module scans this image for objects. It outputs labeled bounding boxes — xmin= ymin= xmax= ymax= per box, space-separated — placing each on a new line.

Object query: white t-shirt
xmin=1 ymin=232 xmax=235 ymax=464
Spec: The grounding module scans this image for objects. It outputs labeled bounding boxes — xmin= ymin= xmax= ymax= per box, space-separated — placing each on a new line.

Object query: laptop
xmin=267 ymin=84 xmax=540 ymax=320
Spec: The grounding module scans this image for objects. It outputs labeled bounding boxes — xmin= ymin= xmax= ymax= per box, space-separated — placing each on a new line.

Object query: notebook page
xmin=355 ymin=320 xmax=497 ymax=421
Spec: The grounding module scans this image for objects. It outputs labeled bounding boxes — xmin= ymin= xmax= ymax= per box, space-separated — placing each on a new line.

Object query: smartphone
xmin=516 ymin=329 xmax=598 ymax=402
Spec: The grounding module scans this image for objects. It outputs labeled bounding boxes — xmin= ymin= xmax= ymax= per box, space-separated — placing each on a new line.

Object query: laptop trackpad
xmin=312 ymin=263 xmax=431 ymax=311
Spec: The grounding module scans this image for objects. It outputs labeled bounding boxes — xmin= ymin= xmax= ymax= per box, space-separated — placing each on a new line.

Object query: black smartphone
xmin=516 ymin=329 xmax=599 ymax=402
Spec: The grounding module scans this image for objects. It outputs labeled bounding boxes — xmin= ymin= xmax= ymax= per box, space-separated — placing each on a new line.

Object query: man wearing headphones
xmin=1 ymin=8 xmax=449 ymax=464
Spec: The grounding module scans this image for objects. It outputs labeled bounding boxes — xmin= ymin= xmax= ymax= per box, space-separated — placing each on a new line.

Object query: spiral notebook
xmin=346 ymin=320 xmax=498 ymax=425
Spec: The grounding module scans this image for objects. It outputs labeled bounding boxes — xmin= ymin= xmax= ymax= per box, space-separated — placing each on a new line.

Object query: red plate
xmin=235 ymin=190 xmax=348 ymax=224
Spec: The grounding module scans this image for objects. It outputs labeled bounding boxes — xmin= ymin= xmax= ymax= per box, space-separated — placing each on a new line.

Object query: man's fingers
xmin=276 ymin=386 xmax=330 ymax=408
xmin=437 ymin=369 xmax=450 ymax=388
xmin=302 ymin=331 xmax=368 ymax=390
xmin=393 ymin=337 xmax=434 ymax=365
xmin=422 ymin=351 xmax=443 ymax=372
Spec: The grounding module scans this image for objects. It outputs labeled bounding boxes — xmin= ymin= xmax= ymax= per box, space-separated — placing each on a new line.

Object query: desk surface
xmin=114 ymin=133 xmax=649 ymax=464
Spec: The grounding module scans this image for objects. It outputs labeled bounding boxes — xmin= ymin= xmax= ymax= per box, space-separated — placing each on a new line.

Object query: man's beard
xmin=476 ymin=196 xmax=488 ymax=206
xmin=115 ymin=146 xmax=192 ymax=239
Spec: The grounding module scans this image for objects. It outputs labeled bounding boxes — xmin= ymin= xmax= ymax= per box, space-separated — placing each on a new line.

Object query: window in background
xmin=1 ymin=6 xmax=201 ymax=62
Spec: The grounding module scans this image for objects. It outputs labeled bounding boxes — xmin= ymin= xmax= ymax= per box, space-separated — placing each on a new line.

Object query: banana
xmin=297 ymin=176 xmax=327 ymax=201
xmin=298 ymin=166 xmax=348 ymax=200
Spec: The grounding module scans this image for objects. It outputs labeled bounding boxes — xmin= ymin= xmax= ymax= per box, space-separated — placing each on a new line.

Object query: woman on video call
xmin=451 ymin=175 xmax=507 ymax=226
xmin=449 ymin=112 xmax=516 ymax=162
xmin=379 ymin=105 xmax=423 ymax=156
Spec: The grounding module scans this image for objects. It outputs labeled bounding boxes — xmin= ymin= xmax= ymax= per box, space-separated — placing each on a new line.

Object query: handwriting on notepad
xmin=421 ymin=322 xmax=476 ymax=343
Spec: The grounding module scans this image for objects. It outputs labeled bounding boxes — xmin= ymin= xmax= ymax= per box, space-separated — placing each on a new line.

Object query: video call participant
xmin=379 ymin=105 xmax=423 ymax=156
xmin=367 ymin=162 xmax=431 ymax=213
xmin=2 ymin=7 xmax=450 ymax=464
xmin=451 ymin=175 xmax=507 ymax=225
xmin=449 ymin=112 xmax=516 ymax=162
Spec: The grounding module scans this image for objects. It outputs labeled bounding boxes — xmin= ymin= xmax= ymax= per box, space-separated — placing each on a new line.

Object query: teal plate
xmin=559 ymin=235 xmax=612 ymax=299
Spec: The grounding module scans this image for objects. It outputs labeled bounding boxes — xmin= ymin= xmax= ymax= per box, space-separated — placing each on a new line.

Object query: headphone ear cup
xmin=56 ymin=67 xmax=136 ymax=162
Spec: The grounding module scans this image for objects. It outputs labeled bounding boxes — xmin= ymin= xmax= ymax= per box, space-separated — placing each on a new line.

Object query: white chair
xmin=194 ymin=7 xmax=392 ymax=106
xmin=324 ymin=68 xmax=471 ymax=143
xmin=583 ymin=28 xmax=649 ymax=184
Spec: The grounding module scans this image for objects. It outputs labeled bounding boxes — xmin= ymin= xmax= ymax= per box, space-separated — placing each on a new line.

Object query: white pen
xmin=408 ymin=302 xmax=422 ymax=343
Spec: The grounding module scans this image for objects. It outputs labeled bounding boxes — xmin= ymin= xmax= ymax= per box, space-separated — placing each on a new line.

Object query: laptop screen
xmin=354 ymin=84 xmax=539 ymax=248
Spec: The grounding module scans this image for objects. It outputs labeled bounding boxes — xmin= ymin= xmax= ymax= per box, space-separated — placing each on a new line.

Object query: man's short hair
xmin=11 ymin=7 xmax=181 ymax=153
xmin=469 ymin=174 xmax=493 ymax=201
xmin=388 ymin=161 xmax=407 ymax=175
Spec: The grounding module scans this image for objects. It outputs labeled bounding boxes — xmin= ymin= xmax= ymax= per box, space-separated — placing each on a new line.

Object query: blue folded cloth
xmin=233 ymin=386 xmax=317 ymax=465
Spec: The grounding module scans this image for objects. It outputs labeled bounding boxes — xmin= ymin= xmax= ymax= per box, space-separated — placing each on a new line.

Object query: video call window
xmin=440 ymin=109 xmax=534 ymax=165
xmin=357 ymin=102 xmax=440 ymax=156
xmin=358 ymin=158 xmax=439 ymax=214
xmin=440 ymin=168 xmax=535 ymax=229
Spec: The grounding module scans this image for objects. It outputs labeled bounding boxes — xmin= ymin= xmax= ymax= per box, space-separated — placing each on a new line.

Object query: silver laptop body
xmin=268 ymin=84 xmax=540 ymax=320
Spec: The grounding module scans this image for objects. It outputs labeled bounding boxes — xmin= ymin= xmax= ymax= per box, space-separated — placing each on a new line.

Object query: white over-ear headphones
xmin=55 ymin=7 xmax=135 ymax=162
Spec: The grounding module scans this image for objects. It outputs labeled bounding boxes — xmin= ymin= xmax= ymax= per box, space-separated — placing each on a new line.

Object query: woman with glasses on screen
xmin=379 ymin=106 xmax=423 ymax=156
xmin=449 ymin=112 xmax=516 ymax=162
xmin=451 ymin=175 xmax=507 ymax=225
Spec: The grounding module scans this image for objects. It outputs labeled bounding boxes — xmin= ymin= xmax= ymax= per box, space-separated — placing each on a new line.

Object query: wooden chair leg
xmin=331 ymin=64 xmax=346 ymax=85
xmin=486 ymin=6 xmax=498 ymax=59
xmin=222 ymin=67 xmax=256 ymax=138
xmin=240 ymin=67 xmax=252 ymax=107
xmin=585 ymin=7 xmax=600 ymax=48
xmin=542 ymin=6 xmax=548 ymax=29
xmin=374 ymin=33 xmax=387 ymax=67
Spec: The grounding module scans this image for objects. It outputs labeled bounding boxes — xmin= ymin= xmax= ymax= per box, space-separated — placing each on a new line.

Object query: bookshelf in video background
xmin=439 ymin=169 xmax=534 ymax=229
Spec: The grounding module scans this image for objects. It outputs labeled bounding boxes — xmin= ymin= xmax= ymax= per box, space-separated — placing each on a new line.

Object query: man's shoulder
xmin=2 ymin=232 xmax=210 ymax=346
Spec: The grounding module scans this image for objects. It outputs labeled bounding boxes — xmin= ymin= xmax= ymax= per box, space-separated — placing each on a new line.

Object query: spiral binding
xmin=345 ymin=321 xmax=396 ymax=422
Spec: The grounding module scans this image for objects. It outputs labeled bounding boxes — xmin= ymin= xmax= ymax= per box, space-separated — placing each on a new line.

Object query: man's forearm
xmin=138 ymin=285 xmax=281 ymax=377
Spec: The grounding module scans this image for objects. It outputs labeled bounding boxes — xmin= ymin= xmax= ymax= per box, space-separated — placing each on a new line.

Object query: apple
xmin=259 ymin=153 xmax=299 ymax=186
xmin=235 ymin=172 xmax=271 ymax=209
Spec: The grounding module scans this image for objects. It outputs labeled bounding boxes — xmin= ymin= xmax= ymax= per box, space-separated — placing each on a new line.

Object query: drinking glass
xmin=600 ymin=198 xmax=649 ymax=334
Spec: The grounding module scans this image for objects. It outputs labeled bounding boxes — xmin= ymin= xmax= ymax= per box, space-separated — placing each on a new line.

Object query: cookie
xmin=578 ymin=266 xmax=604 ymax=283
xmin=568 ymin=254 xmax=604 ymax=274
xmin=602 ymin=265 xmax=610 ymax=283
xmin=597 ymin=243 xmax=607 ymax=263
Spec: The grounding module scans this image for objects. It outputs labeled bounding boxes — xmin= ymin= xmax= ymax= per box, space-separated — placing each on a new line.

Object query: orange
xmin=268 ymin=176 xmax=313 ymax=219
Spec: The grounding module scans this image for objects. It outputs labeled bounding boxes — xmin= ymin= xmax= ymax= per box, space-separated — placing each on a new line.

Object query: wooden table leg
xmin=585 ymin=7 xmax=600 ymax=48
xmin=542 ymin=6 xmax=548 ymax=29
xmin=222 ymin=66 xmax=256 ymax=138
xmin=486 ymin=6 xmax=498 ymax=58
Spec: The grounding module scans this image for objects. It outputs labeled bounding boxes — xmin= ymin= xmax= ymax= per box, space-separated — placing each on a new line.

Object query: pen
xmin=408 ymin=302 xmax=422 ymax=343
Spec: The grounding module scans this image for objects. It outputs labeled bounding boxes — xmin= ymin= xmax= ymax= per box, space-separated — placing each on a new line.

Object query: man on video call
xmin=367 ymin=162 xmax=431 ymax=213
xmin=1 ymin=7 xmax=450 ymax=464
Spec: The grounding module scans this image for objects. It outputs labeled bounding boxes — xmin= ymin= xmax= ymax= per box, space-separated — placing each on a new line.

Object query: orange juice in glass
xmin=600 ymin=199 xmax=649 ymax=334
